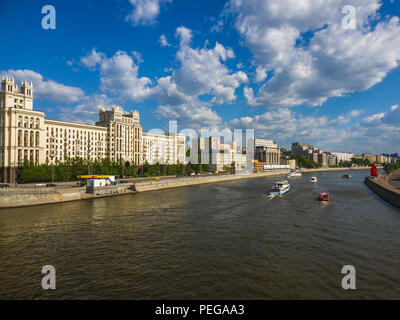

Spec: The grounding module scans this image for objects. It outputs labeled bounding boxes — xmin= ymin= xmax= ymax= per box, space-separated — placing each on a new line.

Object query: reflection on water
xmin=0 ymin=170 xmax=399 ymax=299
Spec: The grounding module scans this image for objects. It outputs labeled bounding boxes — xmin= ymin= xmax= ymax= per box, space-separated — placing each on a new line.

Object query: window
xmin=24 ymin=131 xmax=28 ymax=147
xmin=18 ymin=130 xmax=22 ymax=147
xmin=35 ymin=132 xmax=39 ymax=147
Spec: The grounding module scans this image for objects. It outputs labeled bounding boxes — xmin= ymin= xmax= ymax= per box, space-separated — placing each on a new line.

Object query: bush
xmin=289 ymin=155 xmax=321 ymax=168
xmin=384 ymin=162 xmax=400 ymax=175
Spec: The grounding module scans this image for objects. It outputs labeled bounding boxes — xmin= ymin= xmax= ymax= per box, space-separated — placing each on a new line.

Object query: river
xmin=0 ymin=169 xmax=399 ymax=299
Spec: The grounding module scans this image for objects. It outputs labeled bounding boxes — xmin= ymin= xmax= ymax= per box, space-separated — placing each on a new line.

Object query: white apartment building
xmin=0 ymin=78 xmax=186 ymax=183
xmin=331 ymin=152 xmax=355 ymax=163
xmin=198 ymin=137 xmax=248 ymax=171
xmin=142 ymin=132 xmax=186 ymax=165
xmin=44 ymin=119 xmax=107 ymax=164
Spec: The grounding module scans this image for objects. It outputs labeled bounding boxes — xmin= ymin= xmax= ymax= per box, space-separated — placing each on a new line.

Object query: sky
xmin=1 ymin=0 xmax=400 ymax=154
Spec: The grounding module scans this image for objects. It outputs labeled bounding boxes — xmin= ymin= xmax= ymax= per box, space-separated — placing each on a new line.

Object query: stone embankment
xmin=364 ymin=170 xmax=400 ymax=209
xmin=0 ymin=184 xmax=134 ymax=208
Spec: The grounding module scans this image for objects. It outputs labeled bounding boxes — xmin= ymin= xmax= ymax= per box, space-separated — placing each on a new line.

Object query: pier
xmin=364 ymin=169 xmax=400 ymax=209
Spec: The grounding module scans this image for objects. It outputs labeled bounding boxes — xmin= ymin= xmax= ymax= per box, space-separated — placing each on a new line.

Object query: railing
xmin=0 ymin=187 xmax=57 ymax=193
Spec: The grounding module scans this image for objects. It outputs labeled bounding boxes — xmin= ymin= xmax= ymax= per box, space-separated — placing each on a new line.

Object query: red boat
xmin=318 ymin=193 xmax=330 ymax=202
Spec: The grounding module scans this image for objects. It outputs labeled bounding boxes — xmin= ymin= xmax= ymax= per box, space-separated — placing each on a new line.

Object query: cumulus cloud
xmin=99 ymin=51 xmax=153 ymax=101
xmin=361 ymin=105 xmax=400 ymax=127
xmin=0 ymin=69 xmax=84 ymax=104
xmin=229 ymin=107 xmax=377 ymax=153
xmin=228 ymin=104 xmax=400 ymax=154
xmin=125 ymin=0 xmax=171 ymax=25
xmin=58 ymin=94 xmax=114 ymax=124
xmin=229 ymin=0 xmax=400 ymax=108
xmin=159 ymin=34 xmax=171 ymax=47
xmin=169 ymin=40 xmax=247 ymax=104
xmin=80 ymin=48 xmax=105 ymax=69
xmin=79 ymin=26 xmax=247 ymax=125
xmin=175 ymin=26 xmax=193 ymax=46
xmin=155 ymin=101 xmax=222 ymax=129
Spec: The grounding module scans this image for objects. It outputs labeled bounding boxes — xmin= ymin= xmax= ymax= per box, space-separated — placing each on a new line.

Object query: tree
xmin=384 ymin=162 xmax=400 ymax=174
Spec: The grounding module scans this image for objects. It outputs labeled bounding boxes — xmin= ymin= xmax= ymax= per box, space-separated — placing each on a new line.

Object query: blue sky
xmin=1 ymin=0 xmax=400 ymax=154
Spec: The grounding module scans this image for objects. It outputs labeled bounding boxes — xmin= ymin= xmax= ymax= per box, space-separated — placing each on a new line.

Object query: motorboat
xmin=287 ymin=170 xmax=302 ymax=178
xmin=269 ymin=180 xmax=291 ymax=196
xmin=318 ymin=193 xmax=330 ymax=202
xmin=310 ymin=177 xmax=318 ymax=183
xmin=342 ymin=173 xmax=352 ymax=179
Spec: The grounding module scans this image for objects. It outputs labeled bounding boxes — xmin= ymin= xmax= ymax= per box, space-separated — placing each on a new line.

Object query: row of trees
xmin=383 ymin=161 xmax=400 ymax=174
xmin=338 ymin=158 xmax=371 ymax=168
xmin=13 ymin=158 xmax=211 ymax=184
xmin=289 ymin=155 xmax=322 ymax=168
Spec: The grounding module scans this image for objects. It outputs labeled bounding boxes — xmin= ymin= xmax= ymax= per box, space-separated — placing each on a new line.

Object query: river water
xmin=0 ymin=169 xmax=399 ymax=299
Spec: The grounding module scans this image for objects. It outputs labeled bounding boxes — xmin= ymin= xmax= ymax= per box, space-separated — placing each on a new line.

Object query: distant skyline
xmin=1 ymin=0 xmax=400 ymax=154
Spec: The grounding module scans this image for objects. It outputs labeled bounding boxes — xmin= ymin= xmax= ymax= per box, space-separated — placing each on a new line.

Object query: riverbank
xmin=0 ymin=170 xmax=289 ymax=208
xmin=364 ymin=172 xmax=400 ymax=209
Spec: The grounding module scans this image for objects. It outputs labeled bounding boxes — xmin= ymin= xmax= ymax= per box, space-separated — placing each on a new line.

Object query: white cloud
xmin=58 ymin=94 xmax=114 ymax=124
xmin=159 ymin=34 xmax=171 ymax=47
xmin=229 ymin=0 xmax=400 ymax=108
xmin=228 ymin=105 xmax=400 ymax=154
xmin=80 ymin=48 xmax=105 ymax=69
xmin=79 ymin=26 xmax=248 ymax=124
xmin=125 ymin=0 xmax=171 ymax=26
xmin=175 ymin=26 xmax=193 ymax=46
xmin=254 ymin=66 xmax=268 ymax=83
xmin=155 ymin=101 xmax=222 ymax=129
xmin=362 ymin=105 xmax=400 ymax=127
xmin=0 ymin=69 xmax=84 ymax=104
xmin=99 ymin=50 xmax=153 ymax=101
xmin=170 ymin=40 xmax=247 ymax=104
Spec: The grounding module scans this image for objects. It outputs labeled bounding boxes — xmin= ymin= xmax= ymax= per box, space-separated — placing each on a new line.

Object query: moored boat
xmin=269 ymin=180 xmax=291 ymax=195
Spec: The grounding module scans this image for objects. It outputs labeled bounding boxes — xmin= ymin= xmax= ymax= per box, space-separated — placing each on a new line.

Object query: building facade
xmin=197 ymin=137 xmax=247 ymax=171
xmin=254 ymin=139 xmax=280 ymax=165
xmin=0 ymin=78 xmax=186 ymax=183
xmin=291 ymin=142 xmax=333 ymax=167
xmin=142 ymin=132 xmax=186 ymax=165
xmin=331 ymin=152 xmax=355 ymax=163
xmin=96 ymin=106 xmax=143 ymax=165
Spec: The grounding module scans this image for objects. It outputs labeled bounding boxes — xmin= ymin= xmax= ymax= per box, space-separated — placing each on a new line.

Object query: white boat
xmin=310 ymin=177 xmax=318 ymax=183
xmin=269 ymin=180 xmax=291 ymax=195
xmin=287 ymin=170 xmax=302 ymax=178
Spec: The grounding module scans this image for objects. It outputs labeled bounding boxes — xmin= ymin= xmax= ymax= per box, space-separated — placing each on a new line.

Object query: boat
xmin=342 ymin=173 xmax=352 ymax=179
xmin=269 ymin=180 xmax=291 ymax=196
xmin=310 ymin=177 xmax=318 ymax=183
xmin=287 ymin=170 xmax=302 ymax=178
xmin=318 ymin=193 xmax=330 ymax=202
